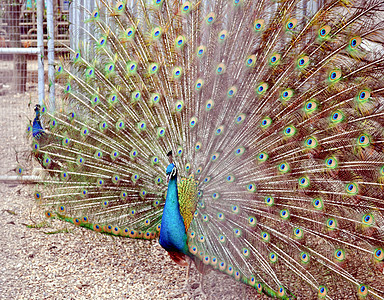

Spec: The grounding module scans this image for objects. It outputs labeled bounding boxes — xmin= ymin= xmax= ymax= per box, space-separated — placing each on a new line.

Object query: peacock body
xmin=28 ymin=0 xmax=384 ymax=298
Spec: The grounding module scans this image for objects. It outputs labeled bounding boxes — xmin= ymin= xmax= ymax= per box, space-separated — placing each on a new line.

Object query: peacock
xmin=30 ymin=104 xmax=62 ymax=172
xmin=26 ymin=0 xmax=384 ymax=298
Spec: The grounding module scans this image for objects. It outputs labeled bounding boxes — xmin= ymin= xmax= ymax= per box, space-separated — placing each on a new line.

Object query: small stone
xmin=191 ymin=282 xmax=200 ymax=289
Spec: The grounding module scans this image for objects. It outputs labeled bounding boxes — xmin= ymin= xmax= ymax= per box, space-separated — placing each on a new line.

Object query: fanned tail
xmin=28 ymin=0 xmax=384 ymax=298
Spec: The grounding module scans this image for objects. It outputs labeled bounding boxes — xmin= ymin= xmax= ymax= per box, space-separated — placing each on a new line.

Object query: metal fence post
xmin=47 ymin=0 xmax=55 ymax=112
xmin=37 ymin=0 xmax=45 ymax=107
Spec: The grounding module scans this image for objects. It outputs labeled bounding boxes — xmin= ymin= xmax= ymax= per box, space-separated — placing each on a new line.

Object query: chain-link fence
xmin=0 ymin=0 xmax=69 ymax=179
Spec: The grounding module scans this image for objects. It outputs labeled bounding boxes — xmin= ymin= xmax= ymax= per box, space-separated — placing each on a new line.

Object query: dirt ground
xmin=0 ymin=88 xmax=261 ymax=299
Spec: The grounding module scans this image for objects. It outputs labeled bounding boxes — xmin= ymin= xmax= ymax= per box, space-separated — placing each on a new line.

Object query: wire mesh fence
xmin=0 ymin=0 xmax=70 ymax=178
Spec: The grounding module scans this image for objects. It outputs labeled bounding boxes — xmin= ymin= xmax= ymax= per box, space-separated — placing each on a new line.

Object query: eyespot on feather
xmin=114 ymin=1 xmax=125 ymax=13
xmin=231 ymin=205 xmax=240 ymax=214
xmin=329 ymin=69 xmax=342 ymax=82
xmin=181 ymin=1 xmax=191 ymax=13
xmin=175 ymin=35 xmax=185 ymax=48
xmin=189 ymin=116 xmax=198 ymax=128
xmin=297 ymin=55 xmax=309 ymax=68
xmin=358 ymin=285 xmax=368 ymax=297
xmin=261 ymin=231 xmax=270 ymax=242
xmin=121 ymin=228 xmax=129 ymax=236
xmin=304 ymin=99 xmax=319 ymax=114
xmin=105 ymin=62 xmax=115 ymax=73
xmin=269 ymin=53 xmax=281 ymax=66
xmin=233 ymin=0 xmax=242 ymax=6
xmin=325 ymin=156 xmax=338 ymax=169
xmin=286 ymin=18 xmax=297 ymax=30
xmin=206 ymin=12 xmax=216 ymax=25
xmin=127 ymin=61 xmax=137 ymax=74
xmin=215 ymin=125 xmax=224 ymax=136
xmin=246 ymin=55 xmax=256 ymax=67
xmin=280 ymin=209 xmax=290 ymax=220
xmin=64 ymin=83 xmax=71 ymax=94
xmin=300 ymin=252 xmax=310 ymax=264
xmin=228 ymin=86 xmax=237 ymax=98
xmin=128 ymin=229 xmax=137 ymax=238
xmin=112 ymin=226 xmax=120 ymax=235
xmin=357 ymin=134 xmax=371 ymax=147
xmin=362 ymin=214 xmax=374 ymax=226
xmin=93 ymin=224 xmax=102 ymax=232
xmin=277 ymin=286 xmax=286 ymax=297
xmin=91 ymin=9 xmax=99 ymax=20
xmin=265 ymin=196 xmax=274 ymax=206
xmin=16 ymin=165 xmax=23 ymax=175
xmin=234 ymin=146 xmax=244 ymax=156
xmin=196 ymin=45 xmax=206 ymax=58
xmin=330 ymin=110 xmax=344 ymax=124
xmin=157 ymin=127 xmax=166 ymax=138
xmin=216 ymin=63 xmax=226 ymax=75
xmin=319 ymin=25 xmax=331 ymax=38
xmin=374 ymin=248 xmax=384 ymax=261
xmin=256 ymin=82 xmax=268 ymax=95
xmin=257 ymin=152 xmax=268 ymax=162
xmin=249 ymin=276 xmax=256 ymax=287
xmin=318 ymin=286 xmax=327 ymax=298
xmin=281 ymin=89 xmax=293 ymax=102
xmin=261 ymin=116 xmax=272 ymax=128
xmin=211 ymin=152 xmax=219 ymax=162
xmin=283 ymin=125 xmax=296 ymax=137
xmin=195 ymin=79 xmax=204 ymax=91
xmin=73 ymin=51 xmax=81 ymax=62
xmin=125 ymin=27 xmax=135 ymax=40
xmin=246 ymin=182 xmax=256 ymax=192
xmin=115 ymin=120 xmax=125 ymax=130
xmin=218 ymin=30 xmax=228 ymax=42
xmin=326 ymin=218 xmax=337 ymax=230
xmin=356 ymin=89 xmax=371 ymax=103
xmin=153 ymin=0 xmax=163 ymax=8
xmin=269 ymin=252 xmax=278 ymax=263
xmin=293 ymin=227 xmax=304 ymax=239
xmin=304 ymin=136 xmax=318 ymax=149
xmin=334 ymin=249 xmax=345 ymax=261
xmin=148 ymin=63 xmax=159 ymax=75
xmin=349 ymin=36 xmax=362 ymax=50
xmin=73 ymin=218 xmax=82 ymax=226
xmin=172 ymin=67 xmax=182 ymax=79
xmin=98 ymin=36 xmax=107 ymax=47
xmin=256 ymin=282 xmax=263 ymax=294
xmin=254 ymin=19 xmax=264 ymax=32
xmin=248 ymin=216 xmax=256 ymax=226
xmin=278 ymin=162 xmax=290 ymax=173
xmin=152 ymin=27 xmax=162 ymax=40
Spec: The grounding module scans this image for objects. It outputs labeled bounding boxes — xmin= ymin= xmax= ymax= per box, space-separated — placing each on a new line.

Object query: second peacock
xmin=28 ymin=0 xmax=384 ymax=298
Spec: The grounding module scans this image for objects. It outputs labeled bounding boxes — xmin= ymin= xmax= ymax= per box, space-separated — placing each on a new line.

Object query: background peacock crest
xmin=28 ymin=0 xmax=384 ymax=298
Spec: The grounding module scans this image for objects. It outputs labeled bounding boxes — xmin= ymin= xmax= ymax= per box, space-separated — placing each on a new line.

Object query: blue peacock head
xmin=166 ymin=151 xmax=177 ymax=182
xmin=34 ymin=104 xmax=41 ymax=116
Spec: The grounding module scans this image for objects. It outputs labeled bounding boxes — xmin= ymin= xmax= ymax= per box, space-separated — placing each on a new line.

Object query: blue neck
xmin=159 ymin=175 xmax=188 ymax=254
xmin=32 ymin=110 xmax=44 ymax=138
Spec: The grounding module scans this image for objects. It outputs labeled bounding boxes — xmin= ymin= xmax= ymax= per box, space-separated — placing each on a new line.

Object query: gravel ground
xmin=0 ymin=88 xmax=262 ymax=299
